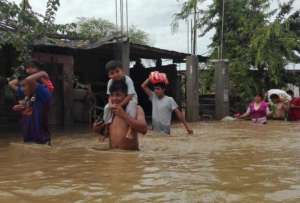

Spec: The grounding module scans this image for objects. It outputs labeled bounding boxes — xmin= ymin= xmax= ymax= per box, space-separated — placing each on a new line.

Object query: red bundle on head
xmin=149 ymin=71 xmax=169 ymax=85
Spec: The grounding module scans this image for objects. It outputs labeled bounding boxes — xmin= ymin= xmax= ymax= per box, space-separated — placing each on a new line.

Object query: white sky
xmin=10 ymin=0 xmax=300 ymax=56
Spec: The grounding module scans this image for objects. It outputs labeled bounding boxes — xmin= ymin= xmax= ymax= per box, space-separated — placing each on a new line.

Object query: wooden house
xmin=0 ymin=36 xmax=207 ymax=128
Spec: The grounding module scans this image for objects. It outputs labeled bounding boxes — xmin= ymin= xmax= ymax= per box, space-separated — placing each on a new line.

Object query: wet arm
xmin=8 ymin=79 xmax=19 ymax=91
xmin=141 ymin=79 xmax=152 ymax=98
xmin=240 ymin=107 xmax=251 ymax=118
xmin=26 ymin=71 xmax=49 ymax=82
xmin=291 ymin=104 xmax=300 ymax=109
xmin=114 ymin=106 xmax=147 ymax=135
xmin=93 ymin=122 xmax=104 ymax=133
xmin=125 ymin=107 xmax=147 ymax=135
xmin=174 ymin=108 xmax=193 ymax=134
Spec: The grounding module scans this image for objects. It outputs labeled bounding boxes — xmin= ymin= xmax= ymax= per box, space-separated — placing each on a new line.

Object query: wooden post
xmin=175 ymin=73 xmax=182 ymax=108
xmin=114 ymin=41 xmax=130 ymax=75
xmin=186 ymin=55 xmax=199 ymax=122
xmin=63 ymin=57 xmax=74 ymax=126
xmin=214 ymin=59 xmax=229 ymax=120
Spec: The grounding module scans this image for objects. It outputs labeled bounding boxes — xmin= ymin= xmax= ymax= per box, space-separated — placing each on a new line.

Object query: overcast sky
xmin=11 ymin=0 xmax=300 ymax=56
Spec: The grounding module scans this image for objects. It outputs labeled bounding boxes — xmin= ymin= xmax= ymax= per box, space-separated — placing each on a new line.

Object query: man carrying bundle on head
xmin=141 ymin=71 xmax=193 ymax=135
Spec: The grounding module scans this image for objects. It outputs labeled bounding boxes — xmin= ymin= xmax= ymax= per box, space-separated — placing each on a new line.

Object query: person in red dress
xmin=287 ymin=90 xmax=300 ymax=121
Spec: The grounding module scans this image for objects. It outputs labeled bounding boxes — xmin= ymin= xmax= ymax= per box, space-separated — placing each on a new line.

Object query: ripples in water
xmin=0 ymin=121 xmax=300 ymax=202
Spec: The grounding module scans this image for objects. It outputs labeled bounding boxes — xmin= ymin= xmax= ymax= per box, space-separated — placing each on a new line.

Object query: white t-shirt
xmin=107 ymin=75 xmax=137 ymax=102
xmin=267 ymin=89 xmax=291 ymax=104
xmin=149 ymin=92 xmax=178 ymax=134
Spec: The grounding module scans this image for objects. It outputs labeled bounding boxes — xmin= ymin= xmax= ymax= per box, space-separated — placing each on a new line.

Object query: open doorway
xmin=43 ymin=63 xmax=64 ymax=126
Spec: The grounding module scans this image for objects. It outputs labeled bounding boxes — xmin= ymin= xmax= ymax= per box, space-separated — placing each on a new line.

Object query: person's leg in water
xmin=252 ymin=117 xmax=267 ymax=125
xmin=125 ymin=100 xmax=137 ymax=139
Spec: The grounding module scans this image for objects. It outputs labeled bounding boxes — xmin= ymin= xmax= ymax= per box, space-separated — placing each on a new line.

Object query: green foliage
xmin=44 ymin=0 xmax=60 ymax=31
xmin=128 ymin=25 xmax=151 ymax=45
xmin=74 ymin=17 xmax=115 ymax=40
xmin=71 ymin=17 xmax=151 ymax=45
xmin=0 ymin=0 xmax=60 ymax=63
xmin=174 ymin=0 xmax=300 ymax=108
xmin=0 ymin=1 xmax=150 ymax=67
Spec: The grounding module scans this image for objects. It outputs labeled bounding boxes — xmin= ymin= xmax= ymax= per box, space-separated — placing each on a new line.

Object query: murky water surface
xmin=1 ymin=121 xmax=300 ymax=203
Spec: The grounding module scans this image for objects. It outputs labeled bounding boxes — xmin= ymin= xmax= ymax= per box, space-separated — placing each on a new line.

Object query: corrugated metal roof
xmin=33 ymin=36 xmax=122 ymax=50
xmin=33 ymin=36 xmax=208 ymax=62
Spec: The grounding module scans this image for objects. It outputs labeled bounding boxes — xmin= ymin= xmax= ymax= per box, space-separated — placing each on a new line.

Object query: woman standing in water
xmin=237 ymin=93 xmax=271 ymax=124
xmin=13 ymin=72 xmax=52 ymax=145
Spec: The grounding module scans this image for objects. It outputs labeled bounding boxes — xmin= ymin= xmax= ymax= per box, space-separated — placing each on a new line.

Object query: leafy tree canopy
xmin=174 ymin=0 xmax=300 ymax=107
xmin=69 ymin=17 xmax=151 ymax=45
xmin=0 ymin=0 xmax=60 ymax=62
xmin=0 ymin=1 xmax=150 ymax=65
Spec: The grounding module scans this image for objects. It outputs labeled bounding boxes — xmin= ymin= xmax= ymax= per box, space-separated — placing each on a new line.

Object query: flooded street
xmin=1 ymin=121 xmax=300 ymax=203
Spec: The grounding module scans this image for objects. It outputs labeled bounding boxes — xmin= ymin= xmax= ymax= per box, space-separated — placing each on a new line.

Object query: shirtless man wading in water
xmin=93 ymin=80 xmax=147 ymax=150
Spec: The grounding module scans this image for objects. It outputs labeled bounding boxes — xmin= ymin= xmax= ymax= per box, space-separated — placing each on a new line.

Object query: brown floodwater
xmin=1 ymin=121 xmax=300 ymax=203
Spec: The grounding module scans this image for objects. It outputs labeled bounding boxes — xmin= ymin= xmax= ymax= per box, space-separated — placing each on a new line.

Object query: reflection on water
xmin=1 ymin=121 xmax=300 ymax=203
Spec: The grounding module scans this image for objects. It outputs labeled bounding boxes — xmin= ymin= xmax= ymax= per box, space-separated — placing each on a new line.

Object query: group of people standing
xmin=8 ymin=60 xmax=193 ymax=151
xmin=93 ymin=60 xmax=193 ymax=150
xmin=237 ymin=89 xmax=300 ymax=124
xmin=8 ymin=59 xmax=299 ymax=151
